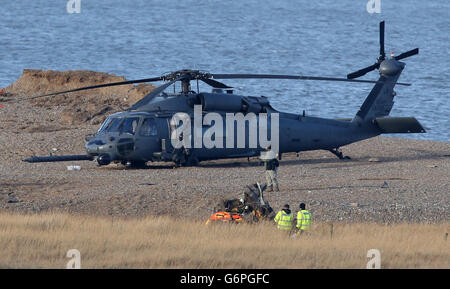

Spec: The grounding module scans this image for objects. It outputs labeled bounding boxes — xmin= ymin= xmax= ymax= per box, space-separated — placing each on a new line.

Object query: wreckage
xmin=207 ymin=183 xmax=274 ymax=224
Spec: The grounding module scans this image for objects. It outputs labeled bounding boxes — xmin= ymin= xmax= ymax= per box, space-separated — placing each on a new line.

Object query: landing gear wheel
xmin=172 ymin=149 xmax=200 ymax=167
xmin=172 ymin=151 xmax=186 ymax=167
xmin=186 ymin=155 xmax=199 ymax=166
xmin=329 ymin=148 xmax=351 ymax=160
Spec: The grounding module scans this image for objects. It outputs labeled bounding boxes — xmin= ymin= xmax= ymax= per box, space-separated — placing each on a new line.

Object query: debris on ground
xmin=207 ymin=183 xmax=274 ymax=224
xmin=67 ymin=165 xmax=81 ymax=171
xmin=7 ymin=198 xmax=19 ymax=204
xmin=340 ymin=202 xmax=360 ymax=208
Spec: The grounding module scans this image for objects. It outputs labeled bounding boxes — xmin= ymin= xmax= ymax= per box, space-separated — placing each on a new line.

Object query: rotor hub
xmin=163 ymin=69 xmax=212 ymax=81
xmin=379 ymin=59 xmax=404 ymax=76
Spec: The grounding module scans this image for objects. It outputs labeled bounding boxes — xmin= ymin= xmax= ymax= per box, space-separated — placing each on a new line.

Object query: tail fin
xmin=347 ymin=21 xmax=419 ymax=122
xmin=353 ymin=63 xmax=403 ymax=122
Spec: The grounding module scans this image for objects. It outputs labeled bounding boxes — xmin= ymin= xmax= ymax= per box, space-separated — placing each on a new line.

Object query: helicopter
xmin=24 ymin=21 xmax=424 ymax=168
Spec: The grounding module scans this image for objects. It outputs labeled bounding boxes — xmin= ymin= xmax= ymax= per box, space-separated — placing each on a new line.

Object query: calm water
xmin=1 ymin=0 xmax=449 ymax=141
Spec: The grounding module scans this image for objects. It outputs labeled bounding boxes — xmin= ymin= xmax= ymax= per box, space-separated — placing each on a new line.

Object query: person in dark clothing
xmin=261 ymin=146 xmax=279 ymax=192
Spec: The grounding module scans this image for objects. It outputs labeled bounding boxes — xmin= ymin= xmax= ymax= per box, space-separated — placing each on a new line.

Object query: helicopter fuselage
xmin=84 ymin=91 xmax=381 ymax=166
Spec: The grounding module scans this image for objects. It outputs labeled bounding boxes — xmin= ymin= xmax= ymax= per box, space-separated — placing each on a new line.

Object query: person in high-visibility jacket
xmin=296 ymin=203 xmax=312 ymax=233
xmin=274 ymin=204 xmax=294 ymax=231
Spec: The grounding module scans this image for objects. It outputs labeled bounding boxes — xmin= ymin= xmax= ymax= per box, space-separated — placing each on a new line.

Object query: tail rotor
xmin=347 ymin=21 xmax=418 ymax=79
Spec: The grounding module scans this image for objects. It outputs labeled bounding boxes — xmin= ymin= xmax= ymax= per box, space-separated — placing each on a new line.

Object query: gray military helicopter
xmin=24 ymin=21 xmax=424 ymax=167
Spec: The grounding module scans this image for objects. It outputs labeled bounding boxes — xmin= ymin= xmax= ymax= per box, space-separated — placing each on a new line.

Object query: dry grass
xmin=0 ymin=212 xmax=448 ymax=269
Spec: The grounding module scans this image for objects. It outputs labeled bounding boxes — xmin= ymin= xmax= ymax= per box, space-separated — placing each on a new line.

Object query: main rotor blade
xmin=394 ymin=48 xmax=419 ymax=61
xmin=380 ymin=21 xmax=385 ymax=60
xmin=347 ymin=63 xmax=379 ymax=79
xmin=26 ymin=76 xmax=165 ymax=100
xmin=128 ymin=77 xmax=183 ymax=110
xmin=212 ymin=73 xmax=383 ymax=84
xmin=200 ymin=78 xmax=232 ymax=89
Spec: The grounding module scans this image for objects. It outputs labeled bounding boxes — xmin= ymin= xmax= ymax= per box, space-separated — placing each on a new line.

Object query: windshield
xmin=105 ymin=118 xmax=123 ymax=132
xmin=119 ymin=117 xmax=140 ymax=135
xmin=97 ymin=117 xmax=142 ymax=134
xmin=98 ymin=117 xmax=123 ymax=133
xmin=98 ymin=117 xmax=113 ymax=133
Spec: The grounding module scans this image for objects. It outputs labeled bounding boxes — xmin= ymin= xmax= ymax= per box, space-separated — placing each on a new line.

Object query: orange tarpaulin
xmin=205 ymin=211 xmax=243 ymax=225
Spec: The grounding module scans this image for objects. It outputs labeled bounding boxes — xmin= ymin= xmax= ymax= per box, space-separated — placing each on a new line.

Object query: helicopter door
xmin=116 ymin=117 xmax=139 ymax=158
xmin=168 ymin=114 xmax=192 ymax=153
xmin=134 ymin=117 xmax=159 ymax=161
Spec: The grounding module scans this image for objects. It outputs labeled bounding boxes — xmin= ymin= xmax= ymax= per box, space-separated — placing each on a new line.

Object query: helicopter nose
xmin=85 ymin=138 xmax=116 ymax=157
xmin=86 ymin=139 xmax=105 ymax=154
xmin=85 ymin=138 xmax=118 ymax=166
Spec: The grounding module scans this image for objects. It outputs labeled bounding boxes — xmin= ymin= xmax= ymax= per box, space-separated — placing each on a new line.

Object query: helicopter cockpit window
xmin=105 ymin=118 xmax=123 ymax=133
xmin=119 ymin=117 xmax=140 ymax=135
xmin=140 ymin=118 xmax=158 ymax=136
xmin=98 ymin=117 xmax=113 ymax=133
